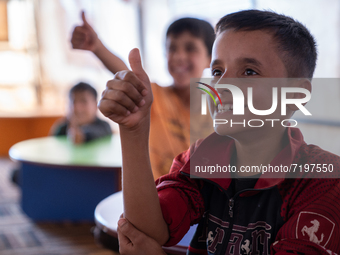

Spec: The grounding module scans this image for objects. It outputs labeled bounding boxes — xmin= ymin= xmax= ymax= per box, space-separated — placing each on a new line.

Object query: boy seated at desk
xmin=51 ymin=82 xmax=112 ymax=144
xmin=98 ymin=10 xmax=340 ymax=255
xmin=11 ymin=82 xmax=112 ymax=185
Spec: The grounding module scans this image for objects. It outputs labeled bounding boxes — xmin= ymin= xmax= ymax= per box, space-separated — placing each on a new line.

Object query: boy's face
xmin=209 ymin=29 xmax=290 ymax=139
xmin=68 ymin=90 xmax=98 ymax=126
xmin=166 ymin=31 xmax=211 ymax=88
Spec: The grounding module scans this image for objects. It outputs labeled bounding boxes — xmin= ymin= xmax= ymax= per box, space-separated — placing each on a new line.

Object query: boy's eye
xmin=244 ymin=69 xmax=258 ymax=76
xmin=212 ymin=69 xmax=223 ymax=77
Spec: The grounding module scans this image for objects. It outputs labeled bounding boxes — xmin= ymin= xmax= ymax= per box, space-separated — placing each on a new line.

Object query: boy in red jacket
xmin=99 ymin=10 xmax=340 ymax=255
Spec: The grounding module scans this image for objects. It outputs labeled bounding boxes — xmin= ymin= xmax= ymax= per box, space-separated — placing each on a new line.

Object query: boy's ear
xmin=286 ymin=78 xmax=312 ymax=112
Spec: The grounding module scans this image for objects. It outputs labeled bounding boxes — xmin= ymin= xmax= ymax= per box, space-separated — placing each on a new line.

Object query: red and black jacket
xmin=156 ymin=128 xmax=340 ymax=254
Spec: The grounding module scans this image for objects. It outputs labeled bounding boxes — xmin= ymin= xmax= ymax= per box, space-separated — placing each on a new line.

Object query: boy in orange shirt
xmin=71 ymin=13 xmax=214 ymax=178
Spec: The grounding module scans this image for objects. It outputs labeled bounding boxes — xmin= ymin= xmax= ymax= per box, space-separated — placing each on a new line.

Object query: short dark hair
xmin=215 ymin=10 xmax=317 ymax=78
xmin=166 ymin=18 xmax=215 ymax=56
xmin=69 ymin=82 xmax=97 ymax=100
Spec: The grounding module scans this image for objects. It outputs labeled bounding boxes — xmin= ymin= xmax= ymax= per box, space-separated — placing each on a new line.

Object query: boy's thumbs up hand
xmin=129 ymin=48 xmax=150 ymax=86
xmin=81 ymin=11 xmax=90 ymax=28
xmin=71 ymin=11 xmax=99 ymax=52
xmin=98 ymin=48 xmax=153 ymax=131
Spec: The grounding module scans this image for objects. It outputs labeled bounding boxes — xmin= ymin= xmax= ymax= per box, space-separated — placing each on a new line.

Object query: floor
xmin=0 ymin=157 xmax=118 ymax=255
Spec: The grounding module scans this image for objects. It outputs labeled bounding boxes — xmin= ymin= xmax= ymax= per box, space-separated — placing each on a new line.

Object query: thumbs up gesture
xmin=98 ymin=49 xmax=153 ymax=130
xmin=71 ymin=11 xmax=100 ymax=52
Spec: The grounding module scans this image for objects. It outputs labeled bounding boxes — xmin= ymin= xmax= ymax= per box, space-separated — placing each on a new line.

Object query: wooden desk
xmin=95 ymin=191 xmax=197 ymax=255
xmin=9 ymin=135 xmax=122 ymax=221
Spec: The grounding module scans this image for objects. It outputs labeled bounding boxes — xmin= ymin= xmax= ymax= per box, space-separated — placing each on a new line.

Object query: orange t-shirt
xmin=149 ymin=83 xmax=214 ymax=179
xmin=149 ymin=83 xmax=190 ymax=179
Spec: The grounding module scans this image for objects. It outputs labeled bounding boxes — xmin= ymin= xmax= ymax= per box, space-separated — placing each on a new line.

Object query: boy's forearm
xmin=119 ymin=118 xmax=170 ymax=245
xmin=92 ymin=40 xmax=129 ymax=74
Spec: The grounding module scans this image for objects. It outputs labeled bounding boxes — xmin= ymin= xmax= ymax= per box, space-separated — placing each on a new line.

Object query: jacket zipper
xmin=180 ymin=170 xmax=276 ymax=218
xmin=229 ymin=198 xmax=234 ymax=218
xmin=180 ymin=170 xmax=280 ymax=254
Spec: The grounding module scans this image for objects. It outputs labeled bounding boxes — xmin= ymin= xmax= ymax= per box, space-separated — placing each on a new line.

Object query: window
xmin=0 ymin=0 xmax=140 ymax=115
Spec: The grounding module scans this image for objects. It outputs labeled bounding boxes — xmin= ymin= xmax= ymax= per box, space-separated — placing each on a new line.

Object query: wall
xmin=0 ymin=116 xmax=62 ymax=156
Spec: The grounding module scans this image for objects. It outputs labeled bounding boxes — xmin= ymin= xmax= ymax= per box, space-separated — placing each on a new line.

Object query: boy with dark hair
xmin=215 ymin=10 xmax=317 ymax=78
xmin=166 ymin=17 xmax=215 ymax=57
xmin=99 ymin=10 xmax=340 ymax=255
xmin=11 ymin=82 xmax=112 ymax=185
xmin=51 ymin=82 xmax=111 ymax=144
xmin=71 ymin=13 xmax=214 ymax=178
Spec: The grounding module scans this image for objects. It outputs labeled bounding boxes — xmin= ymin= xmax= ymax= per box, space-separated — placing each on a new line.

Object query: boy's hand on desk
xmin=67 ymin=117 xmax=85 ymax=144
xmin=71 ymin=11 xmax=100 ymax=52
xmin=98 ymin=48 xmax=153 ymax=131
xmin=67 ymin=126 xmax=85 ymax=144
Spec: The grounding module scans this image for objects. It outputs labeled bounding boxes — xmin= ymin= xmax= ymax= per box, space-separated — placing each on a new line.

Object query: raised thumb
xmin=128 ymin=48 xmax=149 ymax=84
xmin=81 ymin=11 xmax=90 ymax=27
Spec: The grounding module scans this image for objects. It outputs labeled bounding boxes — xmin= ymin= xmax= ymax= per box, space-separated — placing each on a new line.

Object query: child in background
xmin=11 ymin=82 xmax=111 ymax=185
xmin=51 ymin=82 xmax=111 ymax=144
xmin=99 ymin=10 xmax=340 ymax=255
xmin=70 ymin=12 xmax=214 ymax=178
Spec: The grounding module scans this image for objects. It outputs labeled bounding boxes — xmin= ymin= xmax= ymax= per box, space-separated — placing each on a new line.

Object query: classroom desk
xmin=9 ymin=135 xmax=122 ymax=221
xmin=95 ymin=191 xmax=197 ymax=255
